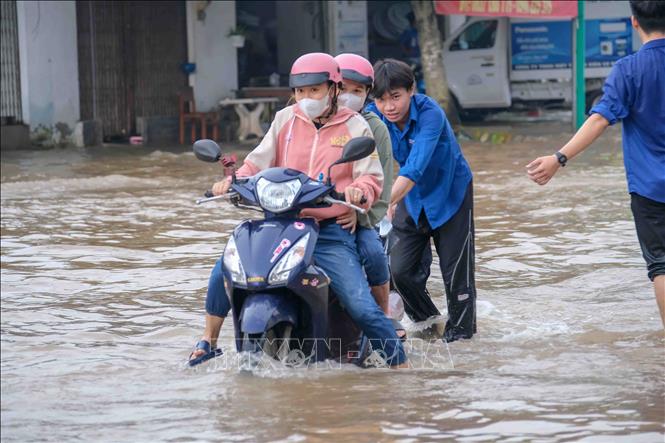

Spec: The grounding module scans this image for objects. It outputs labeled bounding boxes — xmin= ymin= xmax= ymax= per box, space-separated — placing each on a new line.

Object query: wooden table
xmin=218 ymin=97 xmax=280 ymax=141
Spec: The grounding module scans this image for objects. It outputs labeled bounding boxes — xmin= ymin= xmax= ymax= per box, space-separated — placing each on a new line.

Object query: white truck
xmin=441 ymin=1 xmax=640 ymax=118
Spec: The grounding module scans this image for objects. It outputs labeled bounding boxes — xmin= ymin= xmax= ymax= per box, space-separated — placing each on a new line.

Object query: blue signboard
xmin=511 ymin=18 xmax=633 ymax=70
xmin=511 ymin=21 xmax=572 ymax=70
xmin=585 ymin=18 xmax=632 ymax=67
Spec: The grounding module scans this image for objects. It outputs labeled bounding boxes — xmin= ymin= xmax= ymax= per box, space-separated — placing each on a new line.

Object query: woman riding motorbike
xmin=189 ymin=52 xmax=408 ymax=368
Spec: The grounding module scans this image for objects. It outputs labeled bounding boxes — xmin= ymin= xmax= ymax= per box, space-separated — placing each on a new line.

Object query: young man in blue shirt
xmin=527 ymin=0 xmax=665 ymax=327
xmin=368 ymin=59 xmax=477 ymax=342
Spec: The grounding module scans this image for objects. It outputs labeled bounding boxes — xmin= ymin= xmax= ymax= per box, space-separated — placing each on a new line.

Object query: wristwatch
xmin=555 ymin=151 xmax=568 ymax=167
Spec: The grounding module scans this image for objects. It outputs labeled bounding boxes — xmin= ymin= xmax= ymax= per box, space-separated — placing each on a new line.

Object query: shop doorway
xmin=77 ymin=1 xmax=188 ymax=141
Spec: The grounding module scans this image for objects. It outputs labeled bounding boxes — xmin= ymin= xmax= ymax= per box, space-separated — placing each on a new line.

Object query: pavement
xmin=5 ymin=109 xmax=606 ymax=155
xmin=208 ymin=109 xmax=585 ymax=156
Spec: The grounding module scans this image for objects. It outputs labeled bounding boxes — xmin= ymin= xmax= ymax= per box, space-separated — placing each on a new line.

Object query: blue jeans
xmin=205 ymin=258 xmax=231 ymax=317
xmin=313 ymin=223 xmax=406 ymax=365
xmin=204 ymin=223 xmax=407 ymax=366
xmin=356 ymin=226 xmax=390 ymax=287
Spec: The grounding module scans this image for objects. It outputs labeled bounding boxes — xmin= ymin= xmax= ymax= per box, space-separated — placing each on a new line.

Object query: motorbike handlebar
xmin=323 ymin=196 xmax=366 ymax=214
xmin=330 ymin=190 xmax=367 ymax=206
xmin=200 ymin=177 xmax=248 ymax=202
xmin=197 ymin=179 xmax=366 ymax=210
xmin=196 ymin=190 xmax=239 ymax=205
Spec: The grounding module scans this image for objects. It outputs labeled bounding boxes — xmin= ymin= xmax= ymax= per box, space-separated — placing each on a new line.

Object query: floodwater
xmin=2 ymin=124 xmax=663 ymax=442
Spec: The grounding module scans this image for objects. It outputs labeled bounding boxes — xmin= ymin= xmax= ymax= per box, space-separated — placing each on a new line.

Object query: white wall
xmin=187 ymin=0 xmax=238 ymax=112
xmin=16 ymin=0 xmax=79 ymax=132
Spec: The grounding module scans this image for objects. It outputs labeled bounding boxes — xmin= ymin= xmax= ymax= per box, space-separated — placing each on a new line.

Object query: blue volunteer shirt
xmin=590 ymin=38 xmax=665 ymax=203
xmin=367 ymin=94 xmax=472 ymax=229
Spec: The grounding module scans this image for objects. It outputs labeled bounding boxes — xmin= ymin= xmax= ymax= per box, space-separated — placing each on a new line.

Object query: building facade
xmin=2 ymin=1 xmax=458 ymax=148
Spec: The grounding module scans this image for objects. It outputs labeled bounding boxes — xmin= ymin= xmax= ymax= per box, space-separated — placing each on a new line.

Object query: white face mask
xmin=298 ymin=94 xmax=330 ymax=120
xmin=338 ymin=93 xmax=365 ymax=112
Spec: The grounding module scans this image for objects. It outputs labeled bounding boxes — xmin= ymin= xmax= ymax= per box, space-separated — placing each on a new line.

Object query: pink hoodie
xmin=237 ymin=104 xmax=384 ymax=221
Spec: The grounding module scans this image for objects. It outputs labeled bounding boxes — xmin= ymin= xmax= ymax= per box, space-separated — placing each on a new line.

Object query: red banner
xmin=434 ymin=1 xmax=578 ymax=18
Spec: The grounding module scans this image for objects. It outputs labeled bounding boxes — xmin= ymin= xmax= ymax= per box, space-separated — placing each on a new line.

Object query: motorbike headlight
xmin=223 ymin=235 xmax=246 ymax=285
xmin=268 ymin=233 xmax=310 ymax=285
xmin=256 ymin=177 xmax=302 ymax=213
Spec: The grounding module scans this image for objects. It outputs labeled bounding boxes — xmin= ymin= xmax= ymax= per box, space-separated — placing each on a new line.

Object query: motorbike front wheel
xmin=240 ymin=322 xmax=304 ymax=365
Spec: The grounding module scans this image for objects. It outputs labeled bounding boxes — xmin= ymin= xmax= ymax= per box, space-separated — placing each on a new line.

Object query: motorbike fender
xmin=239 ymin=293 xmax=298 ymax=334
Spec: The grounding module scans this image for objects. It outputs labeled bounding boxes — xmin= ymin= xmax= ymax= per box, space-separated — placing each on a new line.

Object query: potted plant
xmin=227 ymin=25 xmax=247 ymax=48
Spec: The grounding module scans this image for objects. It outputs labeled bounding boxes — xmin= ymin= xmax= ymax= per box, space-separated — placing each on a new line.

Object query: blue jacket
xmin=590 ymin=38 xmax=665 ymax=203
xmin=367 ymin=94 xmax=472 ymax=229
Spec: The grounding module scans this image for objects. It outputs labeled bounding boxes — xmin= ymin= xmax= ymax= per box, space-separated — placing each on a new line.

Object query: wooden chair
xmin=205 ymin=110 xmax=220 ymax=142
xmin=178 ymin=88 xmax=219 ymax=144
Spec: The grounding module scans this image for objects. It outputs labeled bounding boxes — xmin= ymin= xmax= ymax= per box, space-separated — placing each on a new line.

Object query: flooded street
xmin=2 ymin=124 xmax=663 ymax=442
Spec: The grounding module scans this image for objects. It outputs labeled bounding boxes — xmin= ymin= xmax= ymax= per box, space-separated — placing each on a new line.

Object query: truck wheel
xmin=460 ymin=109 xmax=489 ymax=122
xmin=452 ymin=94 xmax=488 ymax=122
xmin=585 ymin=90 xmax=603 ymax=113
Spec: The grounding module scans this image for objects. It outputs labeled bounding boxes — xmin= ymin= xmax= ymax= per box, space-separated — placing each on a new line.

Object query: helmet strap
xmin=315 ymin=82 xmax=338 ymax=124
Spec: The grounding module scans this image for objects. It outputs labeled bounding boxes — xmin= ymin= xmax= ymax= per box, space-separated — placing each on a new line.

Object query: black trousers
xmin=389 ymin=182 xmax=477 ymax=342
xmin=631 ymin=192 xmax=665 ymax=281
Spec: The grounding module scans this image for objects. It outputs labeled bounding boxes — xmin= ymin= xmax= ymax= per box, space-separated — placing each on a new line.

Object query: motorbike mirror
xmin=339 ymin=136 xmax=376 ymax=164
xmin=193 ymin=139 xmax=222 ymax=162
xmin=326 ymin=137 xmax=376 ymax=185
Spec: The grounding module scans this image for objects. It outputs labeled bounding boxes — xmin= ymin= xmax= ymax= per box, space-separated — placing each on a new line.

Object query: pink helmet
xmin=334 ymin=53 xmax=374 ymax=86
xmin=289 ymin=52 xmax=342 ymax=88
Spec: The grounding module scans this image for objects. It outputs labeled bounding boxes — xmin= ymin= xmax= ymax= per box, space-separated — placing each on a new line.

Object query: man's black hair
xmin=630 ymin=0 xmax=665 ymax=34
xmin=371 ymin=59 xmax=415 ymax=99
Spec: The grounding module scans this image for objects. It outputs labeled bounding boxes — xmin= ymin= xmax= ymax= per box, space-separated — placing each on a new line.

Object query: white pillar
xmin=16 ymin=0 xmax=30 ymax=126
xmin=15 ymin=1 xmax=80 ymax=135
xmin=188 ymin=0 xmax=239 ymax=112
xmin=185 ymin=1 xmax=196 ymax=88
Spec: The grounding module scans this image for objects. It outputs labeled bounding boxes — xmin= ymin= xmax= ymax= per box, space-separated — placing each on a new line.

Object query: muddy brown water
xmin=2 ymin=126 xmax=663 ymax=442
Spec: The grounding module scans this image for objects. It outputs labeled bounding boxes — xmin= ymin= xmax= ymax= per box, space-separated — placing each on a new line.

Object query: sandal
xmin=188 ymin=340 xmax=223 ymax=367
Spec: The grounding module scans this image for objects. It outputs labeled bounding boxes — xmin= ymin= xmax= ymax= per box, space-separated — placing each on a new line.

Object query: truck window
xmin=450 ymin=20 xmax=498 ymax=51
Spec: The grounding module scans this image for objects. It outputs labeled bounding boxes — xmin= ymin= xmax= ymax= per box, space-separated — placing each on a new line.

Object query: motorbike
xmin=193 ymin=137 xmax=380 ymax=367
